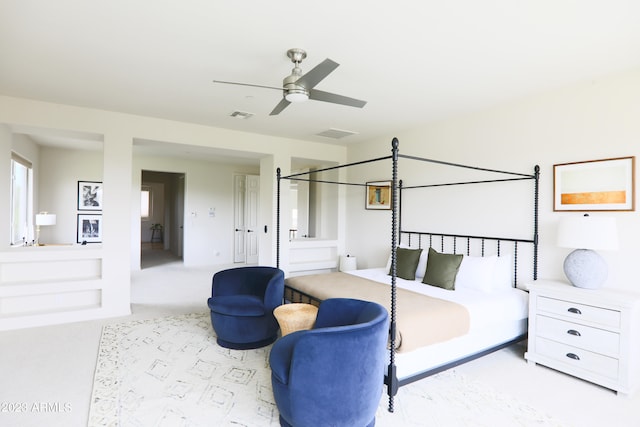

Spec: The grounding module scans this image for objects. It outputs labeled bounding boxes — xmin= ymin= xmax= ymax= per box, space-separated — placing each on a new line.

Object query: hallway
xmin=140 ymin=242 xmax=181 ymax=269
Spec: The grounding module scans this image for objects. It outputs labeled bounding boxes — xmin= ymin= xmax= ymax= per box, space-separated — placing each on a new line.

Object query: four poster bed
xmin=275 ymin=138 xmax=540 ymax=411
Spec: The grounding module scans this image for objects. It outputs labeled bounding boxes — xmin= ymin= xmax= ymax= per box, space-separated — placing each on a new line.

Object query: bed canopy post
xmin=533 ymin=165 xmax=540 ymax=280
xmin=276 ymin=167 xmax=281 ymax=269
xmin=398 ymin=179 xmax=403 ymax=239
xmin=386 ymin=137 xmax=400 ymax=411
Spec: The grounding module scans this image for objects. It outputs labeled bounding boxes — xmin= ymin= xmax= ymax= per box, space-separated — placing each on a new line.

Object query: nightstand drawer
xmin=536 ymin=315 xmax=620 ymax=357
xmin=537 ymin=296 xmax=620 ymax=328
xmin=536 ymin=337 xmax=619 ymax=379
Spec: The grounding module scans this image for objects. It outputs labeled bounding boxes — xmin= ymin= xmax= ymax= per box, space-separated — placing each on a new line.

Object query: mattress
xmin=347 ymin=268 xmax=529 ymax=332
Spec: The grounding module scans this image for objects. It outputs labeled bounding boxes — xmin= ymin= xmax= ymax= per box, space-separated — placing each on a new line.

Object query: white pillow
xmin=415 ymin=249 xmax=429 ymax=279
xmin=455 ymin=255 xmax=498 ymax=292
xmin=491 ymin=254 xmax=513 ymax=290
xmin=385 ymin=244 xmax=429 ymax=279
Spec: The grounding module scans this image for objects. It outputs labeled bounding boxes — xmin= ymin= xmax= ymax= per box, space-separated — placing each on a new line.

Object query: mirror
xmin=290 ymin=175 xmax=310 ymax=239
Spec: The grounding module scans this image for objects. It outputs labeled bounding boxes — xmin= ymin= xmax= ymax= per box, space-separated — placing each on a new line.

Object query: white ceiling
xmin=2 ymin=1 xmax=640 ymax=150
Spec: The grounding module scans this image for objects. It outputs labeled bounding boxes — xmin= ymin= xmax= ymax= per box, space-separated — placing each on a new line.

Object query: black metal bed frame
xmin=276 ymin=137 xmax=540 ymax=412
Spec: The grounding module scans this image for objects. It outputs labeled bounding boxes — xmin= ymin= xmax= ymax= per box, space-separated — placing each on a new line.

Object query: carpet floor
xmin=89 ymin=312 xmax=570 ymax=427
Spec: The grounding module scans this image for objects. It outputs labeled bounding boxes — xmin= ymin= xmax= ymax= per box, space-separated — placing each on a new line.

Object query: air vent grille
xmin=316 ymin=128 xmax=358 ymax=139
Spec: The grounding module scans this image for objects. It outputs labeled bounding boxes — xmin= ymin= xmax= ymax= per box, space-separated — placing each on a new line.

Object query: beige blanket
xmin=285 ymin=272 xmax=470 ymax=353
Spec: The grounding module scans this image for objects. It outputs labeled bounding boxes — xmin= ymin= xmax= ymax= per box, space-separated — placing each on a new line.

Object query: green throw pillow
xmin=388 ymin=247 xmax=423 ymax=280
xmin=422 ymin=247 xmax=463 ymax=290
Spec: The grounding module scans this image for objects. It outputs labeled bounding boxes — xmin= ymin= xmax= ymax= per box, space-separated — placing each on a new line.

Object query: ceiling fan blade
xmin=295 ymin=58 xmax=339 ymax=90
xmin=308 ymin=89 xmax=367 ymax=108
xmin=212 ymin=80 xmax=282 ymax=91
xmin=269 ymin=98 xmax=291 ymax=116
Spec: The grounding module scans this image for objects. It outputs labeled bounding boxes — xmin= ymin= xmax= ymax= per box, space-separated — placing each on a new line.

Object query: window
xmin=10 ymin=153 xmax=33 ymax=245
xmin=141 ymin=186 xmax=151 ymax=218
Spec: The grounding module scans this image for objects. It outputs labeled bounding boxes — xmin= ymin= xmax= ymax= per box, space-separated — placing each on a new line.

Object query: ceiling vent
xmin=316 ymin=128 xmax=358 ymax=139
xmin=230 ymin=111 xmax=253 ymax=119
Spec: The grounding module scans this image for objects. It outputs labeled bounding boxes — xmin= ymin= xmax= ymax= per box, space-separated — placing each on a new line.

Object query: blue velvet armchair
xmin=269 ymin=298 xmax=389 ymax=427
xmin=207 ymin=266 xmax=284 ymax=350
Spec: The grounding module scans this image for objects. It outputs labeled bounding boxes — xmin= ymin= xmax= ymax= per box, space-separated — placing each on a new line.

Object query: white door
xmin=233 ymin=174 xmax=260 ymax=264
xmin=245 ymin=175 xmax=260 ymax=264
xmin=233 ymin=175 xmax=246 ymax=263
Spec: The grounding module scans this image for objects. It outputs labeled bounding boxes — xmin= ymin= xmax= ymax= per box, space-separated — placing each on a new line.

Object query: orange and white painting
xmin=554 ymin=157 xmax=635 ymax=211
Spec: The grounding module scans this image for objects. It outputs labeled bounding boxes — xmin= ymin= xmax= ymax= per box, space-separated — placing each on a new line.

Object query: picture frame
xmin=553 ymin=156 xmax=635 ymax=211
xmin=78 ymin=181 xmax=103 ymax=211
xmin=365 ymin=181 xmax=392 ymax=210
xmin=77 ymin=214 xmax=102 ymax=243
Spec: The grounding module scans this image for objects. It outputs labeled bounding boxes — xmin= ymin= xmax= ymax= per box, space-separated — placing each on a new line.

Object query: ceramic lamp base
xmin=563 ymin=249 xmax=607 ymax=289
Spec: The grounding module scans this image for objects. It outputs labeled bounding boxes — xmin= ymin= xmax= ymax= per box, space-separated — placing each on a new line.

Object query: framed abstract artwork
xmin=553 ymin=157 xmax=635 ymax=211
xmin=365 ymin=181 xmax=392 ymax=210
xmin=78 ymin=181 xmax=103 ymax=211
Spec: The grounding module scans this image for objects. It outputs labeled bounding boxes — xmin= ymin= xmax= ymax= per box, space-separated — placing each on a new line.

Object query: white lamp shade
xmin=35 ymin=213 xmax=57 ymax=226
xmin=557 ymin=215 xmax=618 ymax=251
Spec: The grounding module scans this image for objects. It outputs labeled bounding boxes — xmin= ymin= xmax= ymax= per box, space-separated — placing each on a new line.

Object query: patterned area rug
xmin=89 ymin=312 xmax=569 ymax=427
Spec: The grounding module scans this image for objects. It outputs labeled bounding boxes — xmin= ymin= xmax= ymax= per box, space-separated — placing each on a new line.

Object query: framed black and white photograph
xmin=77 ymin=214 xmax=102 ymax=243
xmin=78 ymin=181 xmax=103 ymax=211
xmin=365 ymin=181 xmax=392 ymax=210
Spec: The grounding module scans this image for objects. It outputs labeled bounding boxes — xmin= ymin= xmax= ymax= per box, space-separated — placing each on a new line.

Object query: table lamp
xmin=557 ymin=214 xmax=618 ymax=289
xmin=35 ymin=212 xmax=56 ymax=246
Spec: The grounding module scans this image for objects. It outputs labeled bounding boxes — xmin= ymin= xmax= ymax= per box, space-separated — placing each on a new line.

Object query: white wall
xmin=133 ymin=154 xmax=259 ymax=267
xmin=38 ymin=146 xmax=103 ymax=245
xmin=10 ymin=134 xmax=40 ymax=243
xmin=0 ymin=95 xmax=347 ymax=329
xmin=346 ymin=68 xmax=640 ymax=292
xmin=0 ymin=124 xmax=12 ymax=246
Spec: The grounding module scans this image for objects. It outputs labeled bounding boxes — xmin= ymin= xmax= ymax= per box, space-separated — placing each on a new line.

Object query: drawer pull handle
xmin=567 ymin=329 xmax=581 ymax=337
xmin=567 ymin=307 xmax=582 ymax=315
xmin=566 ymin=353 xmax=580 ymax=361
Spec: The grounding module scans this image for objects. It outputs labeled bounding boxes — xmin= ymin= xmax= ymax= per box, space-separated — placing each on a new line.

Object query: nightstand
xmin=525 ymin=280 xmax=640 ymax=396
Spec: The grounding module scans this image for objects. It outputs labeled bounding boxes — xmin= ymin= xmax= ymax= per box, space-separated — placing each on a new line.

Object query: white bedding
xmin=345 ymin=267 xmax=529 ymax=380
xmin=347 ymin=267 xmax=529 ymax=331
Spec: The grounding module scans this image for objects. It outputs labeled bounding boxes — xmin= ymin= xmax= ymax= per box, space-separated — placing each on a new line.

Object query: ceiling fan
xmin=213 ymin=48 xmax=367 ymax=116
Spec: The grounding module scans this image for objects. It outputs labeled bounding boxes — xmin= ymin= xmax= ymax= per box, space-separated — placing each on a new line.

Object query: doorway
xmin=141 ymin=170 xmax=185 ymax=268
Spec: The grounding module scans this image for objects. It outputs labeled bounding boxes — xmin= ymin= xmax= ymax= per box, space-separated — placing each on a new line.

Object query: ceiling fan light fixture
xmin=215 ymin=48 xmax=366 ymax=116
xmin=284 ymin=89 xmax=309 ymax=103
